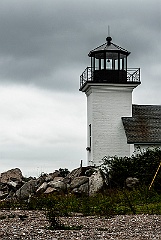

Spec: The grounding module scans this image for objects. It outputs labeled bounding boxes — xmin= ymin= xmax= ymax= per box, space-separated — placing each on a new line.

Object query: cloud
xmin=0 ymin=0 xmax=160 ymax=90
xmin=0 ymin=85 xmax=86 ymax=145
xmin=0 ymin=85 xmax=86 ymax=175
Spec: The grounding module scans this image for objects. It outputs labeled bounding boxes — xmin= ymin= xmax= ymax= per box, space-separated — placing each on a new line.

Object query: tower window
xmin=89 ymin=124 xmax=92 ymax=148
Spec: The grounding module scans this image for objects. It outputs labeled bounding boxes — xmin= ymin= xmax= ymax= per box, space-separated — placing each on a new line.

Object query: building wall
xmin=86 ymin=91 xmax=93 ymax=165
xmin=86 ymin=84 xmax=136 ymax=166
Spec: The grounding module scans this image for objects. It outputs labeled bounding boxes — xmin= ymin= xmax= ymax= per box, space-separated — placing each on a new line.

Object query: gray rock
xmin=48 ymin=180 xmax=67 ymax=191
xmin=89 ymin=169 xmax=104 ymax=196
xmin=0 ymin=168 xmax=23 ymax=184
xmin=126 ymin=177 xmax=139 ymax=188
xmin=16 ymin=179 xmax=37 ymax=199
xmin=79 ymin=182 xmax=89 ymax=194
xmin=0 ymin=182 xmax=8 ymax=192
xmin=36 ymin=175 xmax=47 ymax=188
xmin=43 ymin=171 xmax=62 ymax=183
xmin=70 ymin=176 xmax=89 ymax=189
xmin=84 ymin=168 xmax=95 ymax=177
xmin=72 ymin=182 xmax=89 ymax=196
xmin=45 ymin=175 xmax=54 ymax=182
xmin=44 ymin=187 xmax=56 ymax=194
xmin=64 ymin=167 xmax=83 ymax=184
xmin=7 ymin=181 xmax=18 ymax=191
xmin=52 ymin=177 xmax=64 ymax=182
xmin=36 ymin=182 xmax=48 ymax=194
xmin=0 ymin=191 xmax=8 ymax=200
xmin=49 ymin=171 xmax=61 ymax=178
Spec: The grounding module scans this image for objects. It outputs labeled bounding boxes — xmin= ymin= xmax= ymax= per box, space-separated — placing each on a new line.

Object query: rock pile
xmin=0 ymin=166 xmax=107 ymax=201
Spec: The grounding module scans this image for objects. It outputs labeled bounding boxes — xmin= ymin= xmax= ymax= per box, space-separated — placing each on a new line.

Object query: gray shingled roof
xmin=88 ymin=41 xmax=130 ymax=57
xmin=122 ymin=105 xmax=161 ymax=144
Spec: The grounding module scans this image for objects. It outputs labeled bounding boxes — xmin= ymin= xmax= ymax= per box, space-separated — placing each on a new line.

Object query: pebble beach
xmin=0 ymin=210 xmax=161 ymax=239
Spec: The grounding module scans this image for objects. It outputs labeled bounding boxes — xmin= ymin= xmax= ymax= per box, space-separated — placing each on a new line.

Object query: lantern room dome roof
xmin=88 ymin=36 xmax=131 ymax=57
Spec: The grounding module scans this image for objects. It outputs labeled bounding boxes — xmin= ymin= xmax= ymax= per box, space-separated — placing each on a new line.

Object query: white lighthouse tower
xmin=80 ymin=35 xmax=141 ymax=166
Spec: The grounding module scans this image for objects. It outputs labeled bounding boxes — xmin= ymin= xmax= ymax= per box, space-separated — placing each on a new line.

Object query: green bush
xmin=100 ymin=148 xmax=161 ymax=189
xmin=0 ymin=189 xmax=161 ymax=216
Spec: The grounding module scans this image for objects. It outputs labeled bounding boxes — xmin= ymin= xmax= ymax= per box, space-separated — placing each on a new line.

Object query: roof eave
xmin=127 ymin=141 xmax=161 ymax=145
xmin=88 ymin=49 xmax=130 ymax=57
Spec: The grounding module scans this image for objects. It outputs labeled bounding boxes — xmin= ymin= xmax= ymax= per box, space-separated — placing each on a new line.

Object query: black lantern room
xmin=80 ymin=36 xmax=140 ymax=90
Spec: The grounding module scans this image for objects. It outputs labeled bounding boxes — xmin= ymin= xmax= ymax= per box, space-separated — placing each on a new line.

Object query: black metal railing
xmin=80 ymin=67 xmax=93 ymax=87
xmin=127 ymin=68 xmax=140 ymax=83
xmin=80 ymin=67 xmax=140 ymax=89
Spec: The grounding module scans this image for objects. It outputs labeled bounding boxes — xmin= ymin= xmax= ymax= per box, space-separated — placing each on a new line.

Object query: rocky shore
xmin=0 ymin=210 xmax=160 ymax=239
xmin=0 ymin=168 xmax=160 ymax=239
xmin=0 ymin=167 xmax=108 ymax=201
xmin=0 ymin=167 xmax=139 ymax=202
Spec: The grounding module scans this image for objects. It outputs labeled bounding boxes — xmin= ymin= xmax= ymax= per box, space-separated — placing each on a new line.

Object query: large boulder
xmin=65 ymin=167 xmax=95 ymax=184
xmin=15 ymin=179 xmax=37 ymax=199
xmin=36 ymin=174 xmax=47 ymax=189
xmin=126 ymin=177 xmax=139 ymax=188
xmin=72 ymin=182 xmax=89 ymax=196
xmin=70 ymin=176 xmax=89 ymax=189
xmin=48 ymin=180 xmax=67 ymax=192
xmin=78 ymin=182 xmax=89 ymax=195
xmin=0 ymin=182 xmax=9 ymax=199
xmin=0 ymin=182 xmax=8 ymax=192
xmin=64 ymin=168 xmax=83 ymax=184
xmin=45 ymin=171 xmax=61 ymax=182
xmin=0 ymin=168 xmax=23 ymax=184
xmin=44 ymin=187 xmax=56 ymax=194
xmin=7 ymin=181 xmax=21 ymax=193
xmin=89 ymin=169 xmax=104 ymax=196
xmin=0 ymin=191 xmax=8 ymax=200
xmin=52 ymin=177 xmax=64 ymax=183
xmin=36 ymin=182 xmax=48 ymax=194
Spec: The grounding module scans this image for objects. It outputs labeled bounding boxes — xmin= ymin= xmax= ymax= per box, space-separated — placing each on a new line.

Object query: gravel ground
xmin=0 ymin=210 xmax=161 ymax=239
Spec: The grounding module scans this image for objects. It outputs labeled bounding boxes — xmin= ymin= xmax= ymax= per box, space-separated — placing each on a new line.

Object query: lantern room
xmin=80 ymin=36 xmax=140 ymax=90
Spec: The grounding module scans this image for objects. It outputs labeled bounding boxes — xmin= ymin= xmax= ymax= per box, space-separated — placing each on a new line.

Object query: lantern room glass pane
xmin=106 ymin=59 xmax=112 ymax=69
xmin=120 ymin=59 xmax=123 ymax=70
xmin=101 ymin=59 xmax=104 ymax=69
xmin=95 ymin=58 xmax=99 ymax=70
xmin=115 ymin=59 xmax=118 ymax=70
xmin=91 ymin=57 xmax=95 ymax=70
xmin=124 ymin=57 xmax=127 ymax=70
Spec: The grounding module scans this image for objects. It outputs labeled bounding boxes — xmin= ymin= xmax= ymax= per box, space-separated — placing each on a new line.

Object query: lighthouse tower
xmin=80 ymin=35 xmax=141 ymax=166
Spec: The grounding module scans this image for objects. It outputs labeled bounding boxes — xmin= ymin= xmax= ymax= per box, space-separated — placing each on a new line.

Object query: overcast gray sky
xmin=0 ymin=0 xmax=161 ymax=176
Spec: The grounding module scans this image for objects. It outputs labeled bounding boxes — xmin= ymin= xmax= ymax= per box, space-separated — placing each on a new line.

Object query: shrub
xmin=100 ymin=148 xmax=161 ymax=189
xmin=59 ymin=168 xmax=70 ymax=177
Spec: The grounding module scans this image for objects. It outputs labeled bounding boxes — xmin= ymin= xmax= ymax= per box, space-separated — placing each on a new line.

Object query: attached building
xmin=122 ymin=104 xmax=161 ymax=152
